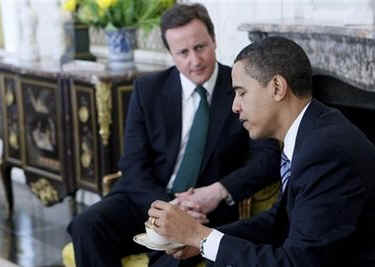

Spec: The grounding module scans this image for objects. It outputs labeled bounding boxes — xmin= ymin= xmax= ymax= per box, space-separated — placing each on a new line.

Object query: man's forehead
xmin=232 ymin=61 xmax=247 ymax=78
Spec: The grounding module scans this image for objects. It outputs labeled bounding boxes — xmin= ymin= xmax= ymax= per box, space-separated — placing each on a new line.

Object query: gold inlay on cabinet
xmin=80 ymin=142 xmax=92 ymax=168
xmin=95 ymin=81 xmax=112 ymax=146
xmin=79 ymin=106 xmax=89 ymax=123
xmin=9 ymin=131 xmax=19 ymax=150
xmin=6 ymin=90 xmax=14 ymax=106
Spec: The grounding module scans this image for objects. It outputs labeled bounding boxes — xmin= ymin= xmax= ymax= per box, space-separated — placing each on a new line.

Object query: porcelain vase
xmin=105 ymin=27 xmax=136 ymax=71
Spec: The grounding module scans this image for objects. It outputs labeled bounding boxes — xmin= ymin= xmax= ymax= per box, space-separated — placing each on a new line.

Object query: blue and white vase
xmin=105 ymin=27 xmax=136 ymax=71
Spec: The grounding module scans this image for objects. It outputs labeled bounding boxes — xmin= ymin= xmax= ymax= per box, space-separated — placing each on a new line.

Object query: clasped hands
xmin=170 ymin=182 xmax=229 ymax=224
xmin=147 ymin=182 xmax=228 ymax=260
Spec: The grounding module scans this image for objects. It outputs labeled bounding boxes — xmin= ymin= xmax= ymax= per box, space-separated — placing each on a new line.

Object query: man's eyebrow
xmin=232 ymin=86 xmax=242 ymax=91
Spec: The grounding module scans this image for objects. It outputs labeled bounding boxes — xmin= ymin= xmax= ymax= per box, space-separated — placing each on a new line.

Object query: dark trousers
xmin=67 ymin=193 xmax=150 ymax=267
xmin=68 ymin=193 xmax=211 ymax=267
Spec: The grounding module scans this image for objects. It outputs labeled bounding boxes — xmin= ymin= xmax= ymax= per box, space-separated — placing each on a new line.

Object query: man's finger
xmin=186 ymin=210 xmax=209 ymax=223
xmin=179 ymin=200 xmax=201 ymax=211
xmin=151 ymin=200 xmax=170 ymax=209
xmin=175 ymin=187 xmax=194 ymax=198
xmin=166 ymin=247 xmax=184 ymax=255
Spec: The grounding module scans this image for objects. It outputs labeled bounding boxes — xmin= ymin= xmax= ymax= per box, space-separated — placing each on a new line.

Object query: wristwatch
xmin=199 ymin=237 xmax=207 ymax=256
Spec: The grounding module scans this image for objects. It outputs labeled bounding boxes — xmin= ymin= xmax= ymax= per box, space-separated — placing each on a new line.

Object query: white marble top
xmin=239 ymin=19 xmax=375 ymax=40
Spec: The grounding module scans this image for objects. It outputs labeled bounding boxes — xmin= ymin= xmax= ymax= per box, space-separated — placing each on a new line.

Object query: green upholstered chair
xmin=62 ymin=172 xmax=280 ymax=267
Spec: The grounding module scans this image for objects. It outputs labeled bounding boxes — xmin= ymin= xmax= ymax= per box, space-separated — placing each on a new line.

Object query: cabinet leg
xmin=68 ymin=191 xmax=77 ymax=217
xmin=1 ymin=164 xmax=13 ymax=218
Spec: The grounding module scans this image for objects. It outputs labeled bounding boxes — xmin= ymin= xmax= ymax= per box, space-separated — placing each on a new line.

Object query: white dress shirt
xmin=201 ymin=101 xmax=311 ymax=262
xmin=166 ymin=63 xmax=218 ymax=190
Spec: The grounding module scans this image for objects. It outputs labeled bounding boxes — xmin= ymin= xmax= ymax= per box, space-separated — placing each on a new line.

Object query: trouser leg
xmin=68 ymin=193 xmax=148 ymax=267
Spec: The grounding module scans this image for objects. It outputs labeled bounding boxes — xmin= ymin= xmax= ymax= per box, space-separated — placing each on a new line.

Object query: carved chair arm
xmin=102 ymin=171 xmax=122 ymax=195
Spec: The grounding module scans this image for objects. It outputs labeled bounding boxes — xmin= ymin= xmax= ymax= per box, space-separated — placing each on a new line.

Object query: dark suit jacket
xmin=111 ymin=64 xmax=281 ymax=227
xmin=215 ymin=99 xmax=375 ymax=267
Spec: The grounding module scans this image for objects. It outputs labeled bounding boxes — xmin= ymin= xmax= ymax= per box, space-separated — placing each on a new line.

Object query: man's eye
xmin=178 ymin=50 xmax=188 ymax=56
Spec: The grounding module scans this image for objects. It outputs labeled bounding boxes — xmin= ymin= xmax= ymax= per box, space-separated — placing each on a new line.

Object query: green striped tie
xmin=171 ymin=86 xmax=209 ymax=193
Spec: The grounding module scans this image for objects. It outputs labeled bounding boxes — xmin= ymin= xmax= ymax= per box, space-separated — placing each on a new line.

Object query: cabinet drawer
xmin=71 ymin=83 xmax=99 ymax=192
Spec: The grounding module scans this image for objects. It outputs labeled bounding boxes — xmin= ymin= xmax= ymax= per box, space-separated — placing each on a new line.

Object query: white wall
xmin=193 ymin=0 xmax=375 ymax=65
xmin=2 ymin=0 xmax=374 ymax=64
xmin=1 ymin=0 xmax=20 ymax=52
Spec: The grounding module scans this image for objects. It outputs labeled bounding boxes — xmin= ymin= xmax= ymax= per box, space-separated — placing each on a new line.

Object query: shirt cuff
xmin=225 ymin=192 xmax=235 ymax=206
xmin=201 ymin=229 xmax=224 ymax=261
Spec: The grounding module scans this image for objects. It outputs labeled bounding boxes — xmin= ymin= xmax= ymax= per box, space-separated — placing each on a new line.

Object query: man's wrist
xmin=192 ymin=225 xmax=212 ymax=248
xmin=200 ymin=229 xmax=224 ymax=261
xmin=213 ymin=182 xmax=234 ymax=205
xmin=213 ymin=182 xmax=229 ymax=201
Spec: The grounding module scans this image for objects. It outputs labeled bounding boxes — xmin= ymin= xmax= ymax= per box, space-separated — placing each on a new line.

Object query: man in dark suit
xmin=68 ymin=4 xmax=281 ymax=267
xmin=149 ymin=37 xmax=375 ymax=267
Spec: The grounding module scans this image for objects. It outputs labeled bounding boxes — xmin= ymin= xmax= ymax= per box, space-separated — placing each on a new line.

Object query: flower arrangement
xmin=63 ymin=0 xmax=175 ymax=32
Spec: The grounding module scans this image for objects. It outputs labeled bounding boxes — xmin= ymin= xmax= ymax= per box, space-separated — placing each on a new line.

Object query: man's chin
xmin=189 ymin=72 xmax=211 ymax=85
xmin=248 ymin=129 xmax=261 ymax=140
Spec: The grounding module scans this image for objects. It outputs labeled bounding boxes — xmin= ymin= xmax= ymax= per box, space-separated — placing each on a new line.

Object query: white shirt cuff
xmin=201 ymin=229 xmax=224 ymax=261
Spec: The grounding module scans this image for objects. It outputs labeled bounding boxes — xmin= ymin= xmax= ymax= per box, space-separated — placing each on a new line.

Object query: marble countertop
xmin=0 ymin=50 xmax=167 ymax=84
xmin=237 ymin=20 xmax=375 ymax=91
xmin=239 ymin=19 xmax=375 ymax=40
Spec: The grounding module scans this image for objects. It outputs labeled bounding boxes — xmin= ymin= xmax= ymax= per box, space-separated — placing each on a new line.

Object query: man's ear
xmin=271 ymin=75 xmax=288 ymax=102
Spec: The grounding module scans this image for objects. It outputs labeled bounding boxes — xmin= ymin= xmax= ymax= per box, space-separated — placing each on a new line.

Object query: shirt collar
xmin=180 ymin=62 xmax=218 ymax=101
xmin=283 ymin=101 xmax=311 ymax=162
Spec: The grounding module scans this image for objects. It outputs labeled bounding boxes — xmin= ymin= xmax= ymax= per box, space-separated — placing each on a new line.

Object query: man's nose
xmin=232 ymin=96 xmax=240 ymax=114
xmin=190 ymin=51 xmax=202 ymax=66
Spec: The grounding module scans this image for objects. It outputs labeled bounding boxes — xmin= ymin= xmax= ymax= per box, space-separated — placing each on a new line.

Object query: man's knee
xmin=67 ymin=207 xmax=100 ymax=238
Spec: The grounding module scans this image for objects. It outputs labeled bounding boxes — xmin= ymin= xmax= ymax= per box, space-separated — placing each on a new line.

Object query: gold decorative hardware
xmin=30 ymin=178 xmax=59 ymax=206
xmin=95 ymin=80 xmax=112 ymax=145
xmin=81 ymin=142 xmax=92 ymax=168
xmin=6 ymin=90 xmax=14 ymax=106
xmin=81 ymin=152 xmax=92 ymax=168
xmin=79 ymin=106 xmax=89 ymax=123
xmin=9 ymin=131 xmax=19 ymax=150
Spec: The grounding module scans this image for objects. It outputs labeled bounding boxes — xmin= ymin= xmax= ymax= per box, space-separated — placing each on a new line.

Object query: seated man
xmin=67 ymin=4 xmax=281 ymax=267
xmin=149 ymin=37 xmax=375 ymax=267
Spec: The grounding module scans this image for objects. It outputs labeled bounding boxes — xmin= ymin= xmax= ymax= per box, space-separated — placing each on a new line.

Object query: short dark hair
xmin=160 ymin=3 xmax=215 ymax=50
xmin=235 ymin=37 xmax=312 ymax=97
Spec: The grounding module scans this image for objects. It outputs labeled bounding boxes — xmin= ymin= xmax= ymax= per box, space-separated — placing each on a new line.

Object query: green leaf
xmin=75 ymin=0 xmax=175 ymax=30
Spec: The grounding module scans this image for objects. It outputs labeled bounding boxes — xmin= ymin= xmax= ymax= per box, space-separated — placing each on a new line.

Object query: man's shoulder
xmin=218 ymin=62 xmax=232 ymax=72
xmin=136 ymin=66 xmax=178 ymax=86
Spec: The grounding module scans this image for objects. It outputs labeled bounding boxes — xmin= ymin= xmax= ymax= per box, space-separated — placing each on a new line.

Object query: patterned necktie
xmin=280 ymin=152 xmax=291 ymax=193
xmin=171 ymin=86 xmax=209 ymax=193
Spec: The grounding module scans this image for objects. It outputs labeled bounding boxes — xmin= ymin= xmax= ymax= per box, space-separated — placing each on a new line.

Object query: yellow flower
xmin=63 ymin=0 xmax=77 ymax=12
xmin=160 ymin=0 xmax=174 ymax=9
xmin=97 ymin=0 xmax=117 ymax=10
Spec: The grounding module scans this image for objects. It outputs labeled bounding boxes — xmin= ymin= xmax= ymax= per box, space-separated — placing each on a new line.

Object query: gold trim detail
xmin=6 ymin=90 xmax=14 ymax=106
xmin=95 ymin=81 xmax=112 ymax=145
xmin=30 ymin=178 xmax=59 ymax=206
xmin=78 ymin=106 xmax=90 ymax=123
xmin=80 ymin=142 xmax=92 ymax=168
xmin=9 ymin=131 xmax=19 ymax=150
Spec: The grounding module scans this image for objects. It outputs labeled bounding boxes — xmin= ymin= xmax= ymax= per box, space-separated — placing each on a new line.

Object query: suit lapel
xmin=200 ymin=64 xmax=234 ymax=172
xmin=161 ymin=68 xmax=182 ymax=169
